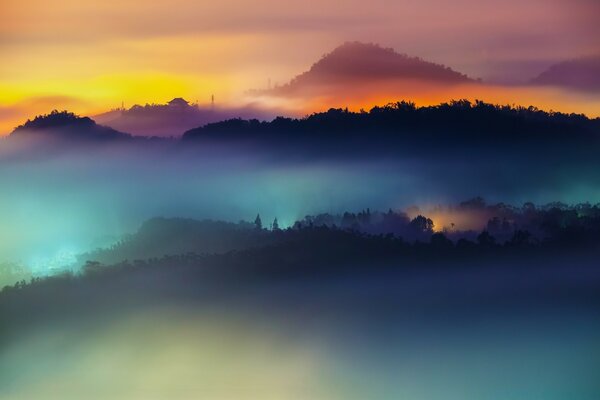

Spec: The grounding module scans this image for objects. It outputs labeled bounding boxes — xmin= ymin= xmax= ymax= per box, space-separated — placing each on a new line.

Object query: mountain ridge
xmin=11 ymin=110 xmax=132 ymax=142
xmin=262 ymin=42 xmax=477 ymax=94
xmin=530 ymin=55 xmax=600 ymax=91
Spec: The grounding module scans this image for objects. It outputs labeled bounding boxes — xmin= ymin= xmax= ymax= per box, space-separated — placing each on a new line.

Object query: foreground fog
xmin=2 ymin=260 xmax=599 ymax=400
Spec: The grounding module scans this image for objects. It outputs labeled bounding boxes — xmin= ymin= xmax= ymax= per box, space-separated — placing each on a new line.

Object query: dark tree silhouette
xmin=11 ymin=110 xmax=131 ymax=142
xmin=183 ymin=100 xmax=600 ymax=158
xmin=410 ymin=215 xmax=434 ymax=233
xmin=254 ymin=214 xmax=263 ymax=230
xmin=430 ymin=232 xmax=453 ymax=249
xmin=477 ymin=231 xmax=496 ymax=247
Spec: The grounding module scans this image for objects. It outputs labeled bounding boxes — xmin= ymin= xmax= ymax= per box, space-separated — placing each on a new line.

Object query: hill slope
xmin=11 ymin=110 xmax=131 ymax=142
xmin=531 ymin=55 xmax=600 ymax=91
xmin=266 ymin=42 xmax=475 ymax=94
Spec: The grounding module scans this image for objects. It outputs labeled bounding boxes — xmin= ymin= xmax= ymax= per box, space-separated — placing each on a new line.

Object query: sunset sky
xmin=1 ymin=0 xmax=599 ymax=134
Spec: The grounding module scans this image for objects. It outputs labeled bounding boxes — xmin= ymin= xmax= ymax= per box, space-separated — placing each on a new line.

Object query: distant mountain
xmin=530 ymin=55 xmax=600 ymax=91
xmin=94 ymin=98 xmax=209 ymax=137
xmin=10 ymin=110 xmax=131 ymax=142
xmin=95 ymin=98 xmax=272 ymax=137
xmin=262 ymin=42 xmax=476 ymax=94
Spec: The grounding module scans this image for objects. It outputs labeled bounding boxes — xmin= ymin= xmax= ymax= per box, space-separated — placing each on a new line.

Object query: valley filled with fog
xmin=1 ymin=134 xmax=600 ymax=277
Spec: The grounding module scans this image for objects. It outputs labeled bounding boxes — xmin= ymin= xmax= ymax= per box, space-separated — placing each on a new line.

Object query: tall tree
xmin=254 ymin=214 xmax=262 ymax=230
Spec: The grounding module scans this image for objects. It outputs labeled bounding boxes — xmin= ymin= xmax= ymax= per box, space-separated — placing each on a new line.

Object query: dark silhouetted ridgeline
xmin=75 ymin=199 xmax=600 ymax=268
xmin=8 ymin=102 xmax=600 ymax=155
xmin=11 ymin=110 xmax=132 ymax=142
xmin=81 ymin=218 xmax=279 ymax=265
xmin=3 ymin=200 xmax=600 ymax=343
xmin=2 ymin=110 xmax=175 ymax=161
xmin=183 ymin=100 xmax=600 ymax=154
xmin=3 ymin=215 xmax=600 ymax=309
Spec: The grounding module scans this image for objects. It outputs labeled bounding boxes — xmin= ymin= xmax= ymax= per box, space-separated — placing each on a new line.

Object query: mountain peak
xmin=531 ymin=55 xmax=600 ymax=91
xmin=13 ymin=110 xmax=95 ymax=132
xmin=11 ymin=110 xmax=130 ymax=142
xmin=267 ymin=41 xmax=474 ymax=94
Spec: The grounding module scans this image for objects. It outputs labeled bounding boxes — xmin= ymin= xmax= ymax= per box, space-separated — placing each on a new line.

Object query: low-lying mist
xmin=2 ymin=257 xmax=600 ymax=400
xmin=1 ymin=135 xmax=599 ymax=275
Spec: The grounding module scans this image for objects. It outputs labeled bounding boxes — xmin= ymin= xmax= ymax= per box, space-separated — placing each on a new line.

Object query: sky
xmin=1 ymin=0 xmax=599 ymax=134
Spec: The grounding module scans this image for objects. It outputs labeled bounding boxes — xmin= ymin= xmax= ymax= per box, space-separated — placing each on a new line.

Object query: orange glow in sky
xmin=0 ymin=0 xmax=598 ymax=134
